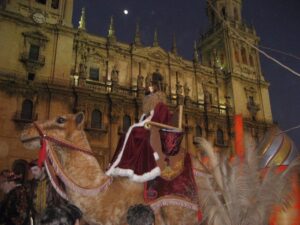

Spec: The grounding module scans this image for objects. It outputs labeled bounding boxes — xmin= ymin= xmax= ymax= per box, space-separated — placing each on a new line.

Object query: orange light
xmin=234 ymin=114 xmax=244 ymax=159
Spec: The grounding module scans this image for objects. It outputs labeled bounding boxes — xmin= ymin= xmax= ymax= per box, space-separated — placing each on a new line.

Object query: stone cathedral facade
xmin=0 ymin=0 xmax=273 ymax=170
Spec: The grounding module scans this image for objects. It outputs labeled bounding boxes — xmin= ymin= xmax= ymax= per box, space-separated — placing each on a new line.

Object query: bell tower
xmin=207 ymin=0 xmax=242 ymax=26
xmin=201 ymin=0 xmax=247 ymax=72
xmin=199 ymin=0 xmax=273 ymax=124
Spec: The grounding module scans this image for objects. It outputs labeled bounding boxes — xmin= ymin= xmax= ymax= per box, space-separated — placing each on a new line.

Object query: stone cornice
xmin=225 ymin=73 xmax=270 ymax=87
xmin=0 ymin=9 xmax=75 ymax=35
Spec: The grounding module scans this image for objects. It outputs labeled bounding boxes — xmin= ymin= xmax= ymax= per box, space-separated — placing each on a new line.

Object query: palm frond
xmin=198 ymin=138 xmax=223 ymax=190
xmin=197 ymin=138 xmax=299 ymax=225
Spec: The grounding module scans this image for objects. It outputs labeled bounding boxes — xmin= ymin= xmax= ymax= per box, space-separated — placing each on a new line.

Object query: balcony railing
xmin=82 ymin=79 xmax=137 ymax=97
xmin=84 ymin=79 xmax=108 ymax=93
xmin=20 ymin=52 xmax=45 ymax=67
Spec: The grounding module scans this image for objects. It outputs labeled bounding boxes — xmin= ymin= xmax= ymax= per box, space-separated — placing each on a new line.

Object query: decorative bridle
xmin=33 ymin=122 xmax=113 ymax=197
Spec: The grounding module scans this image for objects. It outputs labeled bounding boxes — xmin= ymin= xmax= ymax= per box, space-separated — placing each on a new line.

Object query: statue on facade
xmin=111 ymin=66 xmax=119 ymax=84
xmin=137 ymin=74 xmax=144 ymax=90
xmin=111 ymin=66 xmax=119 ymax=92
xmin=176 ymin=82 xmax=184 ymax=105
xmin=137 ymin=74 xmax=144 ymax=98
xmin=184 ymin=83 xmax=191 ymax=106
xmin=184 ymin=83 xmax=190 ymax=97
xmin=203 ymin=88 xmax=211 ymax=104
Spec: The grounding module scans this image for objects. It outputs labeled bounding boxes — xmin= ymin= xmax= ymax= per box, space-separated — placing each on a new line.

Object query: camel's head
xmin=20 ymin=112 xmax=85 ymax=150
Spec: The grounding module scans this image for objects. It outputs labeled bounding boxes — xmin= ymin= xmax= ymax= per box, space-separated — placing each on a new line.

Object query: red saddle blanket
xmin=144 ymin=153 xmax=198 ymax=202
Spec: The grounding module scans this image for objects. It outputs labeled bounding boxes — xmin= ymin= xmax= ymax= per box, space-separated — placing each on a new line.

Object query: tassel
xmin=197 ymin=209 xmax=203 ymax=222
xmin=38 ymin=139 xmax=47 ymax=167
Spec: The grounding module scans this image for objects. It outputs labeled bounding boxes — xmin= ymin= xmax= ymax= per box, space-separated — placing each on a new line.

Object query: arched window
xmin=36 ymin=0 xmax=46 ymax=5
xmin=51 ymin=0 xmax=59 ymax=9
xmin=234 ymin=7 xmax=239 ymax=21
xmin=195 ymin=125 xmax=202 ymax=137
xmin=221 ymin=7 xmax=227 ymax=19
xmin=216 ymin=128 xmax=224 ymax=145
xmin=21 ymin=99 xmax=33 ymax=120
xmin=123 ymin=115 xmax=131 ymax=132
xmin=89 ymin=67 xmax=100 ymax=81
xmin=241 ymin=47 xmax=247 ymax=64
xmin=235 ymin=49 xmax=240 ymax=63
xmin=91 ymin=109 xmax=102 ymax=129
xmin=249 ymin=54 xmax=254 ymax=67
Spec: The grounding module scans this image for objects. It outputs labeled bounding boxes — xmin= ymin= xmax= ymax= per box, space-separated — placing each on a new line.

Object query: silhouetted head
xmin=0 ymin=170 xmax=22 ymax=193
xmin=146 ymin=71 xmax=164 ymax=95
xmin=40 ymin=204 xmax=82 ymax=225
xmin=127 ymin=204 xmax=155 ymax=225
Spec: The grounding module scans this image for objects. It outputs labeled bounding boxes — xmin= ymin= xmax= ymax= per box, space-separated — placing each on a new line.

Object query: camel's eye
xmin=56 ymin=117 xmax=66 ymax=124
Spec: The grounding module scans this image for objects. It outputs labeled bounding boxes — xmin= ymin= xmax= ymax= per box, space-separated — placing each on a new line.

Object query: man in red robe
xmin=106 ymin=72 xmax=172 ymax=182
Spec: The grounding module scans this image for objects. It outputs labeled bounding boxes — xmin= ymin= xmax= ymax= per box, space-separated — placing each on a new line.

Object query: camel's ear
xmin=75 ymin=112 xmax=84 ymax=128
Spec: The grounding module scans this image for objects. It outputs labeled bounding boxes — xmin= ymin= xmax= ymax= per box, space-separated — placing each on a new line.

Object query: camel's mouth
xmin=20 ymin=135 xmax=41 ymax=149
xmin=20 ymin=136 xmax=41 ymax=143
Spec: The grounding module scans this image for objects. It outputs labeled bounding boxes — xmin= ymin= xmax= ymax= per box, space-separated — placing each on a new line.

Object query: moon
xmin=123 ymin=9 xmax=129 ymax=15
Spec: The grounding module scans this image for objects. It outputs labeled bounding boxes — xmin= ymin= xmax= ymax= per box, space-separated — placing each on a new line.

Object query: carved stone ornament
xmin=137 ymin=74 xmax=144 ymax=90
xmin=148 ymin=49 xmax=167 ymax=61
xmin=110 ymin=101 xmax=122 ymax=123
xmin=176 ymin=82 xmax=183 ymax=95
xmin=184 ymin=83 xmax=190 ymax=97
xmin=22 ymin=31 xmax=49 ymax=46
xmin=32 ymin=12 xmax=46 ymax=24
xmin=111 ymin=66 xmax=119 ymax=84
xmin=247 ymin=101 xmax=260 ymax=119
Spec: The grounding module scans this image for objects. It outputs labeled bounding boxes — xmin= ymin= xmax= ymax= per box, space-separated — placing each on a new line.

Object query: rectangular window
xmin=36 ymin=0 xmax=47 ymax=4
xmin=29 ymin=45 xmax=40 ymax=61
xmin=28 ymin=73 xmax=35 ymax=81
xmin=51 ymin=0 xmax=59 ymax=9
xmin=89 ymin=68 xmax=100 ymax=81
xmin=249 ymin=96 xmax=254 ymax=105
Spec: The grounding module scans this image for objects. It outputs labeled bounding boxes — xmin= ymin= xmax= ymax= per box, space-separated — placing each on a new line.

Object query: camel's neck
xmin=53 ymin=130 xmax=106 ymax=190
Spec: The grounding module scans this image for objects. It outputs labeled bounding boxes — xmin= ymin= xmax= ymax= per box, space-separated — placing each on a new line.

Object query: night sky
xmin=72 ymin=0 xmax=300 ymax=148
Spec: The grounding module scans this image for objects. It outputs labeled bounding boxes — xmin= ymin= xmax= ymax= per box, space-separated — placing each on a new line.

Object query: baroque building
xmin=0 ymin=0 xmax=273 ymax=170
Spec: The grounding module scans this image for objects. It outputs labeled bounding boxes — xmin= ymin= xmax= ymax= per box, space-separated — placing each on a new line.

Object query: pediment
xmin=203 ymin=79 xmax=217 ymax=87
xmin=22 ymin=30 xmax=48 ymax=42
xmin=168 ymin=53 xmax=188 ymax=67
xmin=147 ymin=47 xmax=168 ymax=61
xmin=133 ymin=47 xmax=168 ymax=62
xmin=244 ymin=86 xmax=257 ymax=94
xmin=87 ymin=52 xmax=106 ymax=62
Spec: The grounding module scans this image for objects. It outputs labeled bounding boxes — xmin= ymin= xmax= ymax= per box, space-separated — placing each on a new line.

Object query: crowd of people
xmin=0 ymin=159 xmax=68 ymax=225
xmin=0 ymin=159 xmax=155 ymax=225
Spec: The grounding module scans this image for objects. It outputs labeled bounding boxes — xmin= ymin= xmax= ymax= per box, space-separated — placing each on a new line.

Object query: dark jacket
xmin=0 ymin=185 xmax=30 ymax=225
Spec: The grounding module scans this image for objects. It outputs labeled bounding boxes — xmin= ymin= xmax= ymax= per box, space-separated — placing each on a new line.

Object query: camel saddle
xmin=146 ymin=127 xmax=198 ymax=202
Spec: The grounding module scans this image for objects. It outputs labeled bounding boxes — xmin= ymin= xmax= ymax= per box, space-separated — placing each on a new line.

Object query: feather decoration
xmin=196 ymin=137 xmax=300 ymax=225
